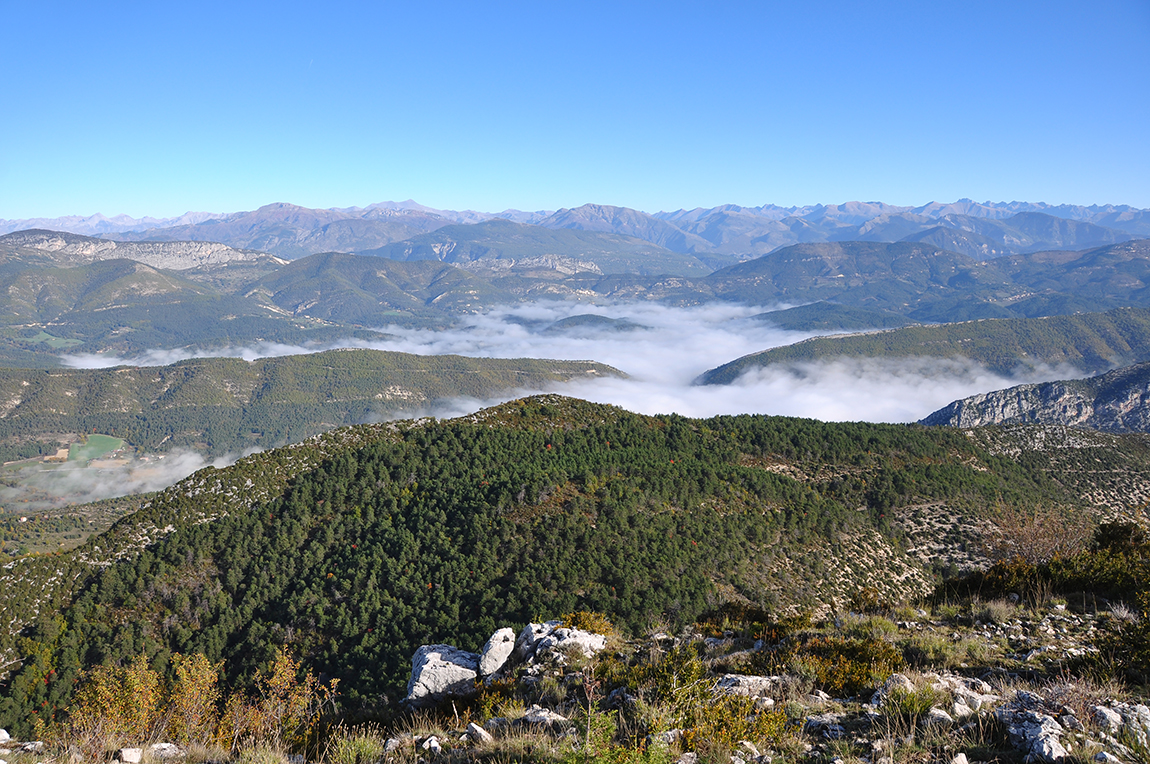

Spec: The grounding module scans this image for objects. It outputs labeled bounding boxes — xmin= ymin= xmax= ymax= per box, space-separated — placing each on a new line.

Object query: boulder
xmin=925 ymin=708 xmax=954 ymax=726
xmin=520 ymin=704 xmax=570 ymax=730
xmin=995 ymin=705 xmax=1066 ymax=763
xmin=805 ymin=713 xmax=845 ymax=739
xmin=466 ymin=721 xmax=494 ymax=744
xmin=147 ymin=743 xmax=183 ymax=759
xmin=0 ymin=729 xmax=7 ymax=744
xmin=479 ymin=628 xmax=516 ymax=676
xmin=715 ymin=674 xmax=781 ymax=698
xmin=514 ymin=621 xmax=561 ymax=661
xmin=405 ymin=644 xmax=480 ymax=709
xmin=870 ymin=673 xmax=916 ymax=707
xmin=115 ymin=749 xmax=143 ymax=764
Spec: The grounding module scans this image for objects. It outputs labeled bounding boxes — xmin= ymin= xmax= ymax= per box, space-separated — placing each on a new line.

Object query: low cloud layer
xmin=38 ymin=300 xmax=1089 ymax=507
xmin=0 ymin=449 xmax=255 ymax=511
xmin=63 ymin=300 xmax=1081 ymax=425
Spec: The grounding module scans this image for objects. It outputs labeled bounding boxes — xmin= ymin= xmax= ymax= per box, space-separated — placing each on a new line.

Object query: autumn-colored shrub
xmin=753 ymin=635 xmax=903 ymax=697
xmin=215 ymin=648 xmax=339 ymax=754
xmin=66 ymin=654 xmax=161 ymax=757
xmin=561 ymin=610 xmax=616 ymax=635
xmin=167 ymin=653 xmax=221 ymax=746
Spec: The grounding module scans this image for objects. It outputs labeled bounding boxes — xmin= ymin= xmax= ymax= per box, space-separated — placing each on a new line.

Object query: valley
xmin=3 ymin=199 xmax=1150 ymax=763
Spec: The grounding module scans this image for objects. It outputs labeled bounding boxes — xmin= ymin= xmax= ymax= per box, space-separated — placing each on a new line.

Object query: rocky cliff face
xmin=922 ymin=362 xmax=1150 ymax=432
xmin=0 ymin=229 xmax=272 ymax=270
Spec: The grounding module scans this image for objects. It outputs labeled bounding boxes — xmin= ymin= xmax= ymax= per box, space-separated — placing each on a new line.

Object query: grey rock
xmin=952 ymin=754 xmax=969 ymax=764
xmin=870 ymin=673 xmax=916 ymax=706
xmin=466 ymin=722 xmax=493 ymax=744
xmin=676 ymin=754 xmax=699 ymax=764
xmin=148 ymin=743 xmax=183 ymax=759
xmin=1092 ymin=705 xmax=1124 ymax=732
xmin=484 ymin=717 xmax=511 ymax=733
xmin=520 ymin=704 xmax=570 ymax=729
xmin=1094 ymin=752 xmax=1121 ymax=763
xmin=925 ymin=708 xmax=954 ymax=726
xmin=995 ymin=705 xmax=1066 ymax=763
xmin=479 ymin=628 xmax=516 ymax=676
xmin=383 ymin=738 xmax=405 ymax=753
xmin=405 ymin=644 xmax=480 ymax=709
xmin=649 ymin=729 xmax=682 ymax=747
xmin=919 ymin=362 xmax=1150 ymax=433
xmin=715 ymin=674 xmax=781 ymax=697
xmin=420 ymin=735 xmax=441 ymax=753
xmin=535 ymin=627 xmax=608 ymax=660
xmin=805 ymin=713 xmax=845 ymax=739
xmin=514 ymin=621 xmax=562 ymax=661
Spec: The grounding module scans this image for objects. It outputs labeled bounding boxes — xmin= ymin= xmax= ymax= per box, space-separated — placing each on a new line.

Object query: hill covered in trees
xmin=3 ymin=395 xmax=1148 ymax=737
xmin=697 ymin=307 xmax=1150 ymax=384
xmin=0 ymin=349 xmax=621 ymax=461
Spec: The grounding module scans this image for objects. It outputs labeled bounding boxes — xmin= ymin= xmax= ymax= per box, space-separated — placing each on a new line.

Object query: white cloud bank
xmin=31 ymin=299 xmax=1086 ymax=507
xmin=0 ymin=449 xmax=255 ymax=512
xmin=62 ymin=300 xmax=1082 ymax=425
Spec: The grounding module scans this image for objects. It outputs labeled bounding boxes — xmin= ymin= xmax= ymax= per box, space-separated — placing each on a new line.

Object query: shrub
xmin=975 ymin=598 xmax=1015 ymax=625
xmin=67 ymin=653 xmax=161 ymax=756
xmin=167 ymin=653 xmax=221 ymax=746
xmin=754 ymin=635 xmax=903 ymax=697
xmin=327 ymin=729 xmax=390 ymax=764
xmin=562 ymin=610 xmax=616 ymax=635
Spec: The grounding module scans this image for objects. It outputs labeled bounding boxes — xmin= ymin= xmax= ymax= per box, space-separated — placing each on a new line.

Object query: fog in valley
xmin=38 ymin=300 xmax=1081 ymax=507
xmin=63 ymin=300 xmax=1078 ymax=423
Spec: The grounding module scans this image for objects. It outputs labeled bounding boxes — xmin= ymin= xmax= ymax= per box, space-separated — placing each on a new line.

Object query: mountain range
xmin=6 ymin=199 xmax=1148 ymax=261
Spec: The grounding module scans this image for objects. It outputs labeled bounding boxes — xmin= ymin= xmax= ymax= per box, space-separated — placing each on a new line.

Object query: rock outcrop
xmin=404 ymin=645 xmax=480 ymax=709
xmin=405 ymin=621 xmax=609 ymax=708
xmin=921 ymin=362 xmax=1150 ymax=432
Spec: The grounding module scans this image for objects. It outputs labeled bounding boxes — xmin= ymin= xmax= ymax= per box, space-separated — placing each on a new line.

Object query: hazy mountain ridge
xmin=0 ymin=229 xmax=274 ymax=271
xmin=359 ymin=218 xmax=713 ymax=276
xmin=7 ymin=199 xmax=1146 ymax=263
xmin=921 ymin=361 xmax=1150 ymax=431
xmin=105 ymin=202 xmax=456 ymax=258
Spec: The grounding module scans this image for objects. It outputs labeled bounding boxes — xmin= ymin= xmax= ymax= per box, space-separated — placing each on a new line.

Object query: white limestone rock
xmin=479 ymin=627 xmax=516 ymax=676
xmin=405 ymin=644 xmax=480 ymax=709
xmin=715 ymin=674 xmax=782 ymax=698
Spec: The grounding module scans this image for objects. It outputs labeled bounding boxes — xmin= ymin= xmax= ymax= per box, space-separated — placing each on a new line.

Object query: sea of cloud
xmin=39 ymin=299 xmax=1085 ymax=509
xmin=63 ymin=300 xmax=1081 ymax=424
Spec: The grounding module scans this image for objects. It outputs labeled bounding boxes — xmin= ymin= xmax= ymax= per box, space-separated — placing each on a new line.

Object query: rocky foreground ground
xmin=2 ymin=600 xmax=1147 ymax=764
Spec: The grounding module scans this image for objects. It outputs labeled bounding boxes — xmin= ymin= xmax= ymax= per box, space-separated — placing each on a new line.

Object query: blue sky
xmin=3 ymin=0 xmax=1148 ymax=218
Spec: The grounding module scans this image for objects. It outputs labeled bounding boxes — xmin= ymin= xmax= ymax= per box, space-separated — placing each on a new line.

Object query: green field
xmin=27 ymin=331 xmax=83 ymax=349
xmin=68 ymin=434 xmax=125 ymax=462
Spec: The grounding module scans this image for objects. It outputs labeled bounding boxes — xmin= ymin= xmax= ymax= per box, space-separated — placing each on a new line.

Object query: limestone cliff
xmin=921 ymin=362 xmax=1150 ymax=432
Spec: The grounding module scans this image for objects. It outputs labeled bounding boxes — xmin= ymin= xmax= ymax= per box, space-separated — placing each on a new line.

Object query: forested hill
xmin=4 ymin=395 xmax=1150 ymax=735
xmin=697 ymin=306 xmax=1150 ymax=384
xmin=0 ymin=349 xmax=621 ymax=461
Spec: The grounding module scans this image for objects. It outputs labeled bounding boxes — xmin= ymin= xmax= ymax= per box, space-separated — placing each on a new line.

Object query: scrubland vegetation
xmin=0 ymin=396 xmax=1147 ymax=762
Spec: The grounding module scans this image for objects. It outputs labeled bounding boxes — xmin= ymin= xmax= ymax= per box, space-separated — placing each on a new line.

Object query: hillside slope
xmin=0 ymin=349 xmax=622 ymax=460
xmin=698 ymin=307 xmax=1150 ymax=384
xmin=4 ymin=395 xmax=1150 ymax=733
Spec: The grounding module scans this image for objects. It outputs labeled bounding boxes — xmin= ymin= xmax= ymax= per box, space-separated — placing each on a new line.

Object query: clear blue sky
xmin=3 ymin=0 xmax=1148 ymax=219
